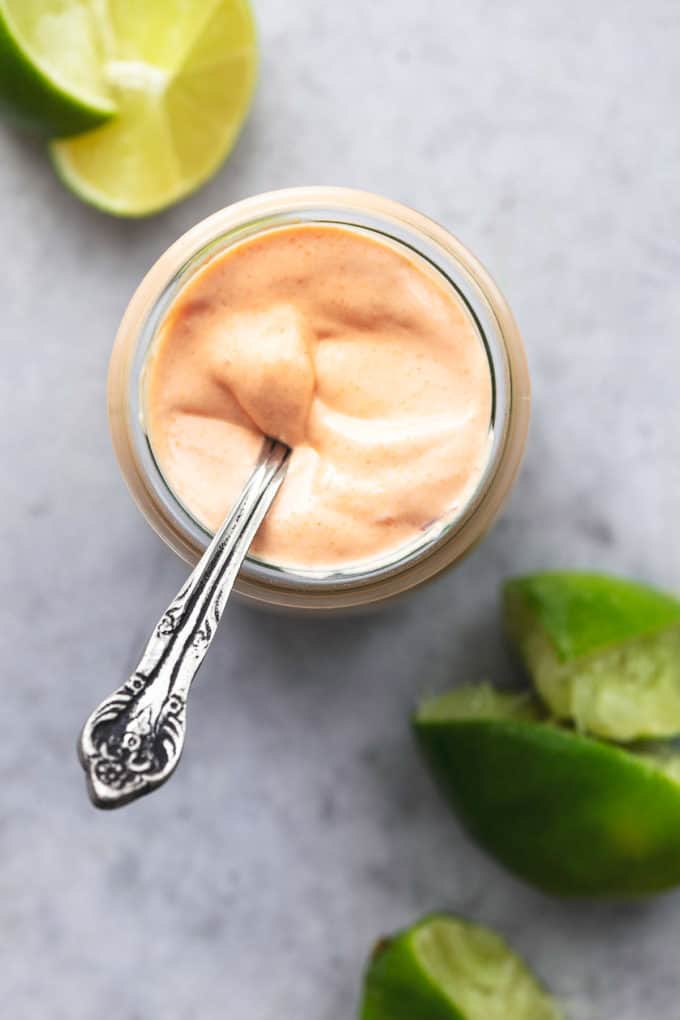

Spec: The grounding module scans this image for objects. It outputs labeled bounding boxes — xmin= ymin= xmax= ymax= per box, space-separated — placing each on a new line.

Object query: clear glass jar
xmin=108 ymin=187 xmax=530 ymax=611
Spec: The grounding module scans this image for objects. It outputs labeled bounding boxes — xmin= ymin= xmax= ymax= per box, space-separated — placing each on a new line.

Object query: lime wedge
xmin=0 ymin=0 xmax=116 ymax=135
xmin=360 ymin=914 xmax=563 ymax=1020
xmin=415 ymin=683 xmax=680 ymax=896
xmin=504 ymin=572 xmax=680 ymax=741
xmin=50 ymin=0 xmax=257 ymax=216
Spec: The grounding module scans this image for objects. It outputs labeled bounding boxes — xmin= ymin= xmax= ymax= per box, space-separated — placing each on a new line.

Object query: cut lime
xmin=360 ymin=914 xmax=562 ymax=1020
xmin=50 ymin=0 xmax=258 ymax=216
xmin=415 ymin=683 xmax=680 ymax=895
xmin=0 ymin=0 xmax=116 ymax=135
xmin=504 ymin=572 xmax=680 ymax=741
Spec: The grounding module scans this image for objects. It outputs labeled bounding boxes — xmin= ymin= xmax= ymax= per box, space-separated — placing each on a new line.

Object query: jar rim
xmin=108 ymin=187 xmax=530 ymax=609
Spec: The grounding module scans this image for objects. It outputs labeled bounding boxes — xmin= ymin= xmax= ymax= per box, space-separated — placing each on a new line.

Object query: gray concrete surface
xmin=2 ymin=1 xmax=680 ymax=1017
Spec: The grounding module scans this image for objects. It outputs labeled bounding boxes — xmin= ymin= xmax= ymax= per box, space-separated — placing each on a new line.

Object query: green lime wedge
xmin=0 ymin=0 xmax=116 ymax=135
xmin=50 ymin=0 xmax=258 ymax=216
xmin=504 ymin=572 xmax=680 ymax=741
xmin=360 ymin=914 xmax=563 ymax=1020
xmin=415 ymin=683 xmax=680 ymax=896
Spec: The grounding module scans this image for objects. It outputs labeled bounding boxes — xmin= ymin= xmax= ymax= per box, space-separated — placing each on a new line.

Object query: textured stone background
xmin=2 ymin=1 xmax=680 ymax=1017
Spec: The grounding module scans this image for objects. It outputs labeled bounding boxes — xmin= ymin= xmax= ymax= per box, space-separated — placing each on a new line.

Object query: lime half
xmin=504 ymin=572 xmax=680 ymax=741
xmin=360 ymin=914 xmax=562 ymax=1020
xmin=0 ymin=0 xmax=115 ymax=135
xmin=50 ymin=0 xmax=257 ymax=216
xmin=415 ymin=683 xmax=680 ymax=896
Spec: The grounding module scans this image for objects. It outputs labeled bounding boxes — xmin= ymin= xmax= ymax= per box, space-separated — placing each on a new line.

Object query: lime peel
xmin=415 ymin=683 xmax=680 ymax=895
xmin=505 ymin=572 xmax=680 ymax=661
xmin=0 ymin=0 xmax=116 ymax=136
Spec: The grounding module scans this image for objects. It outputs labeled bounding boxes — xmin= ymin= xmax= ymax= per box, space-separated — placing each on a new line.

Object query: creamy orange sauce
xmin=144 ymin=225 xmax=493 ymax=569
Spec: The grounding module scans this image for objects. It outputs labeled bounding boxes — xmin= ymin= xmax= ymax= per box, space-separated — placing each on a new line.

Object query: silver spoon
xmin=78 ymin=437 xmax=291 ymax=809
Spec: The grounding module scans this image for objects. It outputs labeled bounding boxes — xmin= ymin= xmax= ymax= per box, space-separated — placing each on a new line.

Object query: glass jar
xmin=108 ymin=187 xmax=530 ymax=611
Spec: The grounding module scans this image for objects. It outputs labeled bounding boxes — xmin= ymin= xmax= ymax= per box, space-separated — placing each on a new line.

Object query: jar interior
xmin=128 ymin=206 xmax=510 ymax=593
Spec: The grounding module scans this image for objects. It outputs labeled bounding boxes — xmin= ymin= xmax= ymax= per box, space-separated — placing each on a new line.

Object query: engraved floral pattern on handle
xmin=82 ymin=678 xmax=186 ymax=802
xmin=78 ymin=439 xmax=290 ymax=809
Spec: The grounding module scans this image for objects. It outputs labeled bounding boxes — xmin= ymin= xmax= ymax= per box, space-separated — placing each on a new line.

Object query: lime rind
xmin=505 ymin=572 xmax=680 ymax=741
xmin=361 ymin=924 xmax=460 ymax=1020
xmin=0 ymin=1 xmax=115 ymax=136
xmin=415 ymin=686 xmax=680 ymax=895
xmin=504 ymin=572 xmax=680 ymax=662
xmin=361 ymin=914 xmax=563 ymax=1020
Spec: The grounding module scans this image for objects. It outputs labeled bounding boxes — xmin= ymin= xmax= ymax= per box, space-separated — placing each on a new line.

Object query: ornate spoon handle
xmin=78 ymin=438 xmax=290 ymax=809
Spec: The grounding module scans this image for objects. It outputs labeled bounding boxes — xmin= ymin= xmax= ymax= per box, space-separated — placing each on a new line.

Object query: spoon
xmin=78 ymin=437 xmax=291 ymax=809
